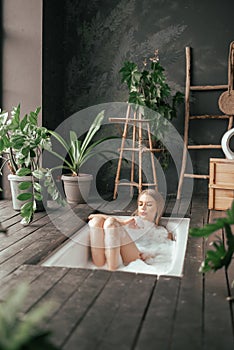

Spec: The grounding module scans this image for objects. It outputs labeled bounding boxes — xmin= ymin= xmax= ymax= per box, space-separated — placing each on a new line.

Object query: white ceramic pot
xmin=8 ymin=174 xmax=47 ymax=211
xmin=61 ymin=173 xmax=93 ymax=204
xmin=8 ymin=174 xmax=33 ymax=211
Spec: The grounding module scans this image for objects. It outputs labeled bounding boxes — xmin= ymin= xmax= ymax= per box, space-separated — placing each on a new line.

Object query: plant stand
xmin=109 ymin=104 xmax=159 ymax=199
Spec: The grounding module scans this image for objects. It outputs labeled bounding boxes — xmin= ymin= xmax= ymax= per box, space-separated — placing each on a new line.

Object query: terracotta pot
xmin=61 ymin=173 xmax=93 ymax=204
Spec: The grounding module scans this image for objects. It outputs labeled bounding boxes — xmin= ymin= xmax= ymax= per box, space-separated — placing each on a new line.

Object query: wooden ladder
xmin=109 ymin=104 xmax=158 ymax=199
xmin=177 ymin=46 xmax=233 ymax=200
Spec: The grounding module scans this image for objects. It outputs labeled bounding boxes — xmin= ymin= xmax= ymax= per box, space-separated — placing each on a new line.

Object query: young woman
xmin=88 ymin=189 xmax=173 ymax=271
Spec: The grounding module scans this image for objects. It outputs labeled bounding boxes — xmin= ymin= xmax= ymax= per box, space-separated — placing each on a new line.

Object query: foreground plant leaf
xmin=190 ymin=201 xmax=234 ymax=273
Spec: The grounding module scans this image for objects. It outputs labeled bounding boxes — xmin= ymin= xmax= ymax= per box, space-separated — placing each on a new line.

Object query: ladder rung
xmin=116 ymin=182 xmax=157 ymax=187
xmin=142 ymin=183 xmax=157 ymax=186
xmin=187 ymin=145 xmax=222 ymax=149
xmin=209 ymin=184 xmax=234 ymax=190
xmin=184 ymin=174 xmax=210 ymax=179
xmin=190 ymin=84 xmax=228 ymax=91
xmin=119 ymin=147 xmax=163 ymax=152
xmin=109 ymin=118 xmax=151 ymax=123
xmin=189 ymin=115 xmax=231 ymax=120
xmin=116 ymin=182 xmax=139 ymax=187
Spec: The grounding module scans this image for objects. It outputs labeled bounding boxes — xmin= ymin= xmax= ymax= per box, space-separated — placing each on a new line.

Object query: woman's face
xmin=137 ymin=193 xmax=157 ymax=222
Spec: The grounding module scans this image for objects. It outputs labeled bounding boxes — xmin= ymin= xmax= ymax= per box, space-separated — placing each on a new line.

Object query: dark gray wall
xmin=43 ymin=0 xmax=234 ymax=195
xmin=42 ymin=0 xmax=65 ymax=131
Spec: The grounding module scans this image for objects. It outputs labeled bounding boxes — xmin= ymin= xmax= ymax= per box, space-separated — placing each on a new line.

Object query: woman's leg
xmin=103 ymin=217 xmax=141 ymax=270
xmin=89 ymin=216 xmax=106 ymax=267
xmin=103 ymin=217 xmax=121 ymax=270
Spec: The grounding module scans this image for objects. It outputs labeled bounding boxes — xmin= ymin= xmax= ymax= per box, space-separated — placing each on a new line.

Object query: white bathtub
xmin=42 ymin=217 xmax=190 ymax=277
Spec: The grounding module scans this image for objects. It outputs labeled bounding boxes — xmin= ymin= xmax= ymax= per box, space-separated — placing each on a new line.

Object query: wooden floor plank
xmin=20 ymin=266 xmax=70 ymax=313
xmin=0 ymin=199 xmax=10 ymax=209
xmin=203 ymin=209 xmax=234 ymax=349
xmin=204 ymin=269 xmax=234 ymax=349
xmin=0 ymin=215 xmax=51 ymax=252
xmin=0 ymin=229 xmax=67 ymax=278
xmin=0 ymin=202 xmax=79 ymax=252
xmin=169 ymin=196 xmax=208 ymax=350
xmin=0 ymin=265 xmax=46 ymax=300
xmin=0 ymin=204 xmax=93 ymax=277
xmin=169 ymin=245 xmax=204 ymax=350
xmin=30 ymin=268 xmax=92 ymax=319
xmin=0 ymin=204 xmax=20 ymax=222
xmin=49 ymin=269 xmax=111 ymax=348
xmin=62 ymin=271 xmax=156 ymax=350
xmin=95 ymin=273 xmax=157 ymax=350
xmin=135 ymin=277 xmax=180 ymax=350
xmin=62 ymin=271 xmax=136 ymax=350
xmin=0 ymin=196 xmax=233 ymax=350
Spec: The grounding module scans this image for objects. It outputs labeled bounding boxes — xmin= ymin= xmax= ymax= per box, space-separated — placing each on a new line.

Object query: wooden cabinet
xmin=209 ymin=158 xmax=234 ymax=210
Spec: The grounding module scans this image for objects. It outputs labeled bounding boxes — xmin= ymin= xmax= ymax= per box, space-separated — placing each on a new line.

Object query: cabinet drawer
xmin=208 ymin=158 xmax=234 ymax=210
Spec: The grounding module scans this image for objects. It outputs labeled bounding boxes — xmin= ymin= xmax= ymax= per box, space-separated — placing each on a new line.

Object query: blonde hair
xmin=134 ymin=189 xmax=165 ymax=225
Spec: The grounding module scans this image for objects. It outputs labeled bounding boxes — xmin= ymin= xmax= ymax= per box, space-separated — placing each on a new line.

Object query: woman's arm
xmin=88 ymin=213 xmax=109 ymax=220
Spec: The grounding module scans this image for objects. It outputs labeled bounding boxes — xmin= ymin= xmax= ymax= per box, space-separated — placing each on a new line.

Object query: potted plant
xmin=119 ymin=49 xmax=184 ymax=168
xmin=0 ymin=104 xmax=64 ymax=224
xmin=48 ymin=110 xmax=115 ymax=204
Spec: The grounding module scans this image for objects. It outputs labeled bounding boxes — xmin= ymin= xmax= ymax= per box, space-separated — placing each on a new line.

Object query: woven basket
xmin=219 ymin=41 xmax=234 ymax=115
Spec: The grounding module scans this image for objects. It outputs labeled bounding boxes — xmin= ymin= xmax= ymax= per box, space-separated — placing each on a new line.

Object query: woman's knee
xmin=89 ymin=216 xmax=105 ymax=228
xmin=103 ymin=217 xmax=119 ymax=229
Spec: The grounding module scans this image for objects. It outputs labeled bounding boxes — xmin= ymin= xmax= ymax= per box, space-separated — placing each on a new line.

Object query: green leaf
xmin=0 ymin=138 xmax=4 ymax=152
xmin=119 ymin=61 xmax=138 ymax=89
xmin=17 ymin=192 xmax=33 ymax=201
xmin=16 ymin=167 xmax=32 ymax=176
xmin=0 ymin=110 xmax=8 ymax=125
xmin=128 ymin=91 xmax=145 ymax=106
xmin=227 ymin=200 xmax=234 ymax=222
xmin=33 ymin=169 xmax=45 ymax=179
xmin=70 ymin=130 xmax=78 ymax=144
xmin=29 ymin=111 xmax=38 ymax=125
xmin=49 ymin=130 xmax=70 ymax=154
xmin=80 ymin=110 xmax=105 ymax=153
xmin=33 ymin=182 xmax=42 ymax=192
xmin=20 ymin=201 xmax=34 ymax=224
xmin=20 ymin=114 xmax=28 ymax=131
xmin=34 ymin=192 xmax=43 ymax=201
xmin=18 ymin=181 xmax=32 ymax=190
xmin=191 ymin=200 xmax=234 ymax=274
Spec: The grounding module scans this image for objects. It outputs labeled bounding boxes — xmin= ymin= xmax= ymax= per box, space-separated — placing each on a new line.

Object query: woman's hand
xmin=120 ymin=217 xmax=140 ymax=229
xmin=140 ymin=252 xmax=155 ymax=262
xmin=167 ymin=231 xmax=174 ymax=240
xmin=88 ymin=215 xmax=140 ymax=229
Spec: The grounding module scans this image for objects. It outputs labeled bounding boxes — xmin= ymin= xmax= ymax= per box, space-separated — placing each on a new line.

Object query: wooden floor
xmin=0 ymin=195 xmax=234 ymax=350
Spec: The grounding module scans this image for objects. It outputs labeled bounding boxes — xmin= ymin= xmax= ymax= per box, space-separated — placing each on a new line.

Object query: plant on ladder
xmin=119 ymin=49 xmax=184 ymax=169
